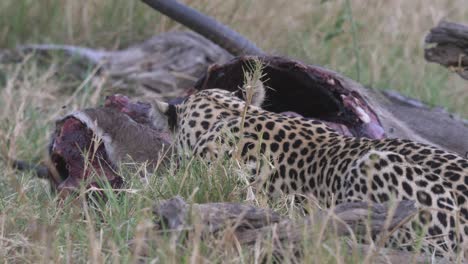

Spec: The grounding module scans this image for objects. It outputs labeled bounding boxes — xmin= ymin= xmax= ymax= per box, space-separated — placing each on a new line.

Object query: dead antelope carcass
xmin=48 ymin=95 xmax=171 ymax=196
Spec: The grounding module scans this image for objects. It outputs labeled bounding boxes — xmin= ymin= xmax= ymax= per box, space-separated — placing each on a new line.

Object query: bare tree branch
xmin=140 ymin=0 xmax=264 ymax=56
xmin=149 ymin=196 xmax=452 ymax=263
xmin=0 ymin=157 xmax=50 ymax=179
xmin=425 ymin=20 xmax=468 ymax=80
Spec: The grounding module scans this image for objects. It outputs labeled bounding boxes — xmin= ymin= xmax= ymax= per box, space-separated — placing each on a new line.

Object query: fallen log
xmin=10 ymin=159 xmax=49 ymax=179
xmin=376 ymin=89 xmax=468 ymax=157
xmin=140 ymin=0 xmax=263 ymax=56
xmin=351 ymin=244 xmax=453 ymax=264
xmin=425 ymin=21 xmax=468 ymax=80
xmin=149 ymin=196 xmax=451 ymax=263
xmin=9 ymin=31 xmax=232 ymax=100
xmin=153 ymin=196 xmax=416 ymax=241
xmin=141 ymin=0 xmax=468 ymax=154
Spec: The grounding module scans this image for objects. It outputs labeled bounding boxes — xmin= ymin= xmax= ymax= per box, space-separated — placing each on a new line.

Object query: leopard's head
xmin=151 ymin=85 xmax=266 ymax=135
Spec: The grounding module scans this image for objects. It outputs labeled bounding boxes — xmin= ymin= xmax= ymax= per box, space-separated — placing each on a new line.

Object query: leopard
xmin=151 ymin=85 xmax=468 ymax=259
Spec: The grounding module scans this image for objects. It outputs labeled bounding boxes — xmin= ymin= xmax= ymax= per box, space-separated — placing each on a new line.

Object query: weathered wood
xmin=351 ymin=244 xmax=454 ymax=264
xmin=234 ymin=200 xmax=416 ymax=244
xmin=10 ymin=159 xmax=49 ymax=179
xmin=425 ymin=21 xmax=468 ymax=80
xmin=153 ymin=196 xmax=283 ymax=232
xmin=140 ymin=0 xmax=264 ymax=56
xmin=153 ymin=197 xmax=415 ymax=238
xmin=151 ymin=196 xmax=454 ymax=263
xmin=13 ymin=31 xmax=232 ymax=100
xmin=374 ymin=89 xmax=468 ymax=157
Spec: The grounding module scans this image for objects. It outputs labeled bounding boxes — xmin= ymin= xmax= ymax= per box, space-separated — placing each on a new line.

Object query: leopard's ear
xmin=251 ymin=80 xmax=266 ymax=107
xmin=150 ymin=100 xmax=174 ymax=131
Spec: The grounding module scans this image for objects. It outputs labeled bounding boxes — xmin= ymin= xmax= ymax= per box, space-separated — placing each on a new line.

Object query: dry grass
xmin=1 ymin=0 xmax=467 ymax=114
xmin=0 ymin=0 xmax=467 ymax=263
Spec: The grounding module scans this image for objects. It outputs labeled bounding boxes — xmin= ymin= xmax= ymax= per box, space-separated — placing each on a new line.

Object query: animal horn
xmin=155 ymin=100 xmax=169 ymax=114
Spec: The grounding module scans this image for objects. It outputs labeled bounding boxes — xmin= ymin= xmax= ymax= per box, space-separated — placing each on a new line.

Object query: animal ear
xmin=150 ymin=100 xmax=170 ymax=131
xmin=251 ymin=80 xmax=266 ymax=107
